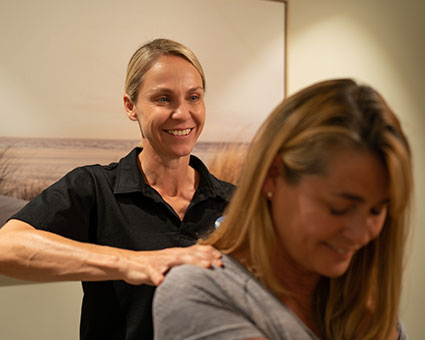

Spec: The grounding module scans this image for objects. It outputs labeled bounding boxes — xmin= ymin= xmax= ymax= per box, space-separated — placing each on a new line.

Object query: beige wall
xmin=1 ymin=0 xmax=424 ymax=339
xmin=0 ymin=281 xmax=82 ymax=339
xmin=288 ymin=0 xmax=425 ymax=338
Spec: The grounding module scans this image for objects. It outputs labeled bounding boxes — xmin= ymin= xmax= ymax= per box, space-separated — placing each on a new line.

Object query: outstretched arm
xmin=0 ymin=219 xmax=222 ymax=286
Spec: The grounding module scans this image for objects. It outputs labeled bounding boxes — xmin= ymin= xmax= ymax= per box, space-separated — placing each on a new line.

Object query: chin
xmin=320 ymin=246 xmax=358 ymax=276
xmin=321 ymin=263 xmax=351 ymax=278
xmin=170 ymin=146 xmax=194 ymax=158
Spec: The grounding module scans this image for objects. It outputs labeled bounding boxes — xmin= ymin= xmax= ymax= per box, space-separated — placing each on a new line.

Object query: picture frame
xmin=0 ymin=0 xmax=287 ymax=285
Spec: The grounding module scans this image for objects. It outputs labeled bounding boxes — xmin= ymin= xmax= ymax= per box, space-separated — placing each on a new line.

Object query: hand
xmin=0 ymin=220 xmax=221 ymax=285
xmin=119 ymin=244 xmax=222 ymax=286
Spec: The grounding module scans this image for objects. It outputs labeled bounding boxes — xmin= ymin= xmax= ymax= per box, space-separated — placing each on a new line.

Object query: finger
xmin=164 ymin=246 xmax=222 ymax=269
xmin=212 ymin=258 xmax=223 ymax=267
xmin=190 ymin=244 xmax=222 ymax=258
xmin=148 ymin=267 xmax=165 ymax=286
xmin=180 ymin=252 xmax=222 ymax=268
xmin=193 ymin=247 xmax=223 ymax=267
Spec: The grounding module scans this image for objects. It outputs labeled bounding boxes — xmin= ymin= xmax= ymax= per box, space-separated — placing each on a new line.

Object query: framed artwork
xmin=0 ymin=0 xmax=287 ymax=285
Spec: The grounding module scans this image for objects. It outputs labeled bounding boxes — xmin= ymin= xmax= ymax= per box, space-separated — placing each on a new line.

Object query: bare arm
xmin=0 ymin=219 xmax=222 ymax=285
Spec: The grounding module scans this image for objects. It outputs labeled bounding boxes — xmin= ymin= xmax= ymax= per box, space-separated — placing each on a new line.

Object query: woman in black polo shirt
xmin=0 ymin=39 xmax=235 ymax=340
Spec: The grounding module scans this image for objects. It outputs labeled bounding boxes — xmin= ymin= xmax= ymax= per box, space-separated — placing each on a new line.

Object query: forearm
xmin=0 ymin=219 xmax=124 ymax=282
xmin=0 ymin=219 xmax=222 ymax=285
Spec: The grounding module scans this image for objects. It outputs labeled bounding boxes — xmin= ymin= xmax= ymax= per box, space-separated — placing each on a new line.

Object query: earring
xmin=266 ymin=191 xmax=273 ymax=199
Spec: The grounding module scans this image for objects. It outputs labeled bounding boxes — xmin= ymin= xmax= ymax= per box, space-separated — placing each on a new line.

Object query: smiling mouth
xmin=165 ymin=128 xmax=192 ymax=136
xmin=325 ymin=243 xmax=356 ymax=255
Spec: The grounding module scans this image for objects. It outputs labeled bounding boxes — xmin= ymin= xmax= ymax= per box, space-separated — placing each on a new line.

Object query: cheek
xmin=195 ymin=103 xmax=206 ymax=122
xmin=370 ymin=214 xmax=388 ymax=239
xmin=139 ymin=106 xmax=167 ymax=125
xmin=270 ymin=186 xmax=336 ymax=247
xmin=273 ymin=206 xmax=328 ymax=246
xmin=271 ymin=202 xmax=296 ymax=245
xmin=295 ymin=205 xmax=338 ymax=238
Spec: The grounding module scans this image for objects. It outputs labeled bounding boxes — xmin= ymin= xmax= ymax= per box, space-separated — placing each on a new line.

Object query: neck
xmin=138 ymin=147 xmax=194 ymax=196
xmin=234 ymin=246 xmax=324 ymax=337
xmin=234 ymin=249 xmax=321 ymax=335
xmin=273 ymin=251 xmax=322 ymax=336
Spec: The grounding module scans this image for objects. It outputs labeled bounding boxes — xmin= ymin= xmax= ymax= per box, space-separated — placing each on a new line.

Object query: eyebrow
xmin=146 ymin=86 xmax=204 ymax=94
xmin=338 ymin=193 xmax=364 ymax=202
xmin=336 ymin=193 xmax=390 ymax=205
xmin=187 ymin=86 xmax=204 ymax=93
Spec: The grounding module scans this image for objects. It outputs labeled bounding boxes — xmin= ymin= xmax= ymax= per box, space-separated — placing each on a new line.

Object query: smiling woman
xmin=124 ymin=55 xmax=206 ymax=163
xmin=267 ymin=148 xmax=390 ymax=281
xmin=0 ymin=38 xmax=235 ymax=340
xmin=153 ymin=78 xmax=412 ymax=340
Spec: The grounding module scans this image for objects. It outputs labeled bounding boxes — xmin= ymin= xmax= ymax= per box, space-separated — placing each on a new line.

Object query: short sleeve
xmin=11 ymin=167 xmax=96 ymax=242
xmin=153 ymin=264 xmax=265 ymax=340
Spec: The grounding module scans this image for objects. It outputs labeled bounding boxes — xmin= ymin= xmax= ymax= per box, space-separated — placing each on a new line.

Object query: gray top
xmin=153 ymin=254 xmax=320 ymax=340
xmin=153 ymin=254 xmax=409 ymax=340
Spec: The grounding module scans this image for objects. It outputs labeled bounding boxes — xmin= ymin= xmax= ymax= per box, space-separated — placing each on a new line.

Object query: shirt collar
xmin=113 ymin=147 xmax=145 ymax=195
xmin=113 ymin=147 xmax=234 ymax=201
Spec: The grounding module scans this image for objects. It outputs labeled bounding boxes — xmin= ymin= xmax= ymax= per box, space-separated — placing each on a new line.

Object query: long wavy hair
xmin=201 ymin=79 xmax=412 ymax=339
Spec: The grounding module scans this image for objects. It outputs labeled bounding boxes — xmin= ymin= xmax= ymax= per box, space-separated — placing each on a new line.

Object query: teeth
xmin=327 ymin=244 xmax=347 ymax=254
xmin=334 ymin=247 xmax=346 ymax=255
xmin=166 ymin=128 xmax=191 ymax=136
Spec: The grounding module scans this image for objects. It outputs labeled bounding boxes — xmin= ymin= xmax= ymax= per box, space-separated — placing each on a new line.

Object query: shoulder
xmin=163 ymin=254 xmax=247 ymax=284
xmin=38 ymin=166 xmax=96 ymax=196
xmin=155 ymin=255 xmax=249 ymax=307
xmin=397 ymin=321 xmax=409 ymax=340
xmin=10 ymin=165 xmax=98 ymax=240
xmin=190 ymin=155 xmax=236 ymax=201
xmin=73 ymin=147 xmax=142 ymax=191
xmin=153 ymin=256 xmax=268 ymax=340
xmin=9 ymin=152 xmax=129 ymax=221
xmin=153 ymin=256 xmax=312 ymax=340
xmin=208 ymin=173 xmax=236 ymax=198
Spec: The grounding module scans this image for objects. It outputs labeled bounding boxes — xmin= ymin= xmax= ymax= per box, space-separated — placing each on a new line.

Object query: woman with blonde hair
xmin=153 ymin=78 xmax=412 ymax=340
xmin=0 ymin=38 xmax=234 ymax=339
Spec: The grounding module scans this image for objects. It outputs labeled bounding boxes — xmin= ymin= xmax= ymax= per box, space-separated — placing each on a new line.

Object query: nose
xmin=171 ymin=99 xmax=191 ymax=121
xmin=342 ymin=215 xmax=380 ymax=247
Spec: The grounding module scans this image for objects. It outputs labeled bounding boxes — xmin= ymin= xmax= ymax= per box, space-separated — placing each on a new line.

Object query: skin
xmin=0 ymin=222 xmax=221 ymax=285
xmin=262 ymin=148 xmax=392 ymax=337
xmin=124 ymin=55 xmax=205 ymax=219
xmin=0 ymin=55 xmax=221 ymax=287
xmin=125 ymin=55 xmax=205 ymax=161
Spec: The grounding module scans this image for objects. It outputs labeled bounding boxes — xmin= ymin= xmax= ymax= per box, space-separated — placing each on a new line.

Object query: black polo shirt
xmin=12 ymin=147 xmax=235 ymax=340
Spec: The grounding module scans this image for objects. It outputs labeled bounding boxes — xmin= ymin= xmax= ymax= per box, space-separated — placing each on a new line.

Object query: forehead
xmin=293 ymin=148 xmax=390 ymax=203
xmin=142 ymin=55 xmax=202 ymax=84
xmin=301 ymin=148 xmax=389 ymax=200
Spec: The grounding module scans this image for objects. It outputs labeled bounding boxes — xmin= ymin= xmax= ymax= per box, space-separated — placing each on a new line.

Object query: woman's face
xmin=266 ymin=148 xmax=389 ymax=280
xmin=125 ymin=55 xmax=205 ymax=159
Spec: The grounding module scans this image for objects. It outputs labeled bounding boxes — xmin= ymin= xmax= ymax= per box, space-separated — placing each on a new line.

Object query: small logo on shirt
xmin=214 ymin=216 xmax=224 ymax=229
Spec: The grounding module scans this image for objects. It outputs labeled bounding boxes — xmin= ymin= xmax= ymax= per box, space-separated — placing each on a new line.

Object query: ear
xmin=124 ymin=94 xmax=138 ymax=121
xmin=262 ymin=154 xmax=283 ymax=197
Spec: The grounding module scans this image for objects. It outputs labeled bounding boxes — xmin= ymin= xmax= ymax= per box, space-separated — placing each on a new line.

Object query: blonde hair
xmin=202 ymin=79 xmax=412 ymax=340
xmin=125 ymin=38 xmax=206 ymax=102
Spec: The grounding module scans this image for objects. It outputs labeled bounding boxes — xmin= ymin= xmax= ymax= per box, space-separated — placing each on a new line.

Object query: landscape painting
xmin=0 ymin=0 xmax=287 ymax=241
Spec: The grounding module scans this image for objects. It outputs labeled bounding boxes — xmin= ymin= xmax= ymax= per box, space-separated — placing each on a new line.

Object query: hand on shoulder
xmin=120 ymin=244 xmax=222 ymax=286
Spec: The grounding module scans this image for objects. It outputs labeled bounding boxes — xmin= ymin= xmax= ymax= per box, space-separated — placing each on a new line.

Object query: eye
xmin=329 ymin=204 xmax=355 ymax=216
xmin=156 ymin=96 xmax=170 ymax=104
xmin=370 ymin=204 xmax=388 ymax=216
xmin=188 ymin=94 xmax=201 ymax=102
xmin=330 ymin=208 xmax=349 ymax=216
